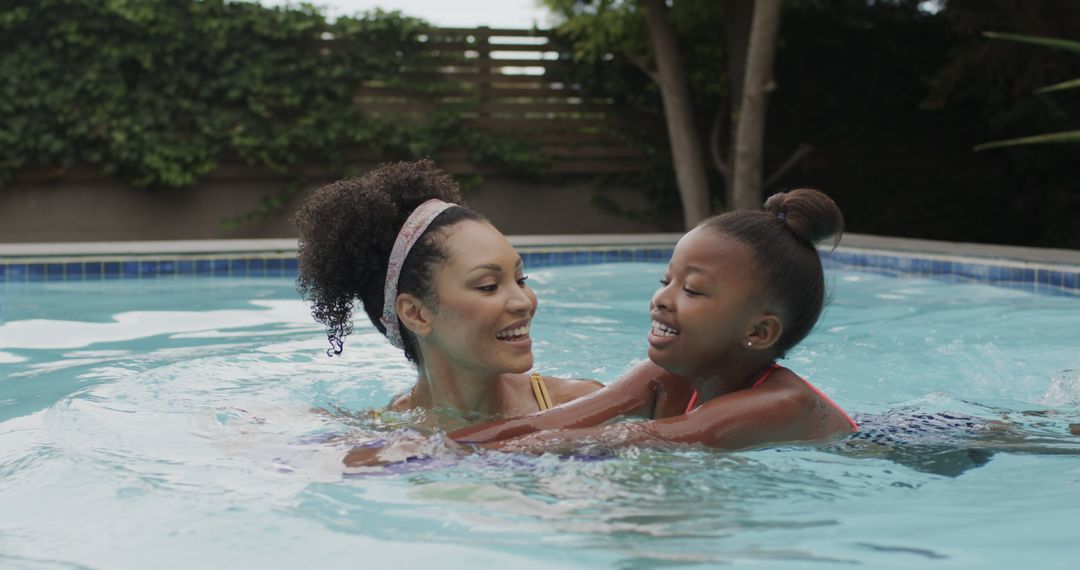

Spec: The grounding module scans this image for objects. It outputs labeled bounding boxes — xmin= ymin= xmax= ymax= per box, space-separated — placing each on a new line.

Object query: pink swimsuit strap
xmin=684 ymin=363 xmax=858 ymax=431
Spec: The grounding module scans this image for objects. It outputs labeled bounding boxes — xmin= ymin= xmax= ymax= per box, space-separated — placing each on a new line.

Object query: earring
xmin=745 ymin=341 xmax=752 ymax=348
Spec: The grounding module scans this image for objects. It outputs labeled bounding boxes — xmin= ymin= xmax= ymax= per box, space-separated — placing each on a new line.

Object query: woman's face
xmin=647 ymin=227 xmax=765 ymax=377
xmin=422 ymin=220 xmax=537 ymax=374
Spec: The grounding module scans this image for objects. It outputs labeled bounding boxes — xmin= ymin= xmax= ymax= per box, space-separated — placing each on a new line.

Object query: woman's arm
xmin=449 ymin=360 xmax=675 ymax=443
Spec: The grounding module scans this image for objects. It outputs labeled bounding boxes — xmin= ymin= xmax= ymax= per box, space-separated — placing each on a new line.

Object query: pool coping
xmin=0 ymin=234 xmax=1077 ymax=293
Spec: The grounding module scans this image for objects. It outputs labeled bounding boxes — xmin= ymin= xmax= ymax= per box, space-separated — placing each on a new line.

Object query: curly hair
xmin=293 ymin=159 xmax=486 ymax=362
xmin=702 ymin=188 xmax=844 ymax=357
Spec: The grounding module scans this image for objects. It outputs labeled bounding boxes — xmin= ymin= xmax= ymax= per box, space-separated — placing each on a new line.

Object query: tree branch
xmin=627 ymin=53 xmax=660 ymax=84
xmin=764 ymin=143 xmax=813 ymax=187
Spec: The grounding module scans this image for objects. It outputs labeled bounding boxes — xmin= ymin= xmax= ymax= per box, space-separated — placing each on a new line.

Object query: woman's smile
xmin=495 ymin=319 xmax=532 ymax=348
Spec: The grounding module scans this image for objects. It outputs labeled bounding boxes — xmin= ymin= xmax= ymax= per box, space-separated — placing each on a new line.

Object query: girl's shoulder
xmin=757 ymin=365 xmax=858 ymax=434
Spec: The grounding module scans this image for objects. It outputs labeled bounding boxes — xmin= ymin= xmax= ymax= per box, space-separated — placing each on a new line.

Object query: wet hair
xmin=701 ymin=188 xmax=844 ymax=357
xmin=293 ymin=159 xmax=486 ymax=362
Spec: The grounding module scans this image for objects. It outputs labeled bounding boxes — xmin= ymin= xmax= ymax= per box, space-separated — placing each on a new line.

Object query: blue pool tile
xmin=195 ymin=260 xmax=212 ymax=276
xmin=617 ymin=250 xmax=633 ymax=262
xmin=178 ymin=260 xmax=194 ymax=276
xmin=46 ymin=263 xmax=64 ymax=281
xmin=882 ymin=255 xmax=901 ymax=272
xmin=266 ymin=258 xmax=284 ymax=276
xmin=122 ymin=261 xmax=139 ymax=279
xmin=283 ymin=258 xmax=298 ymax=274
xmin=104 ymin=262 xmax=121 ymax=279
xmin=229 ymin=259 xmax=248 ymax=276
xmin=555 ymin=252 xmax=572 ymax=266
xmin=139 ymin=261 xmax=159 ymax=278
xmin=827 ymin=250 xmax=850 ymax=264
xmin=958 ymin=262 xmax=990 ymax=280
xmin=529 ymin=253 xmax=545 ymax=267
xmin=248 ymin=258 xmax=266 ymax=277
xmin=1016 ymin=267 xmax=1035 ymax=283
xmin=1051 ymin=271 xmax=1066 ymax=290
xmin=27 ymin=264 xmax=46 ymax=281
xmin=64 ymin=263 xmax=83 ymax=280
xmin=6 ymin=265 xmax=25 ymax=282
xmin=930 ymin=260 xmax=947 ymax=275
xmin=603 ymin=250 xmax=617 ymax=263
xmin=0 ymin=265 xmax=6 ymax=282
xmin=84 ymin=262 xmax=102 ymax=279
xmin=213 ymin=260 xmax=230 ymax=277
xmin=158 ymin=261 xmax=176 ymax=277
xmin=1064 ymin=271 xmax=1078 ymax=291
xmin=590 ymin=251 xmax=604 ymax=264
xmin=895 ymin=256 xmax=915 ymax=273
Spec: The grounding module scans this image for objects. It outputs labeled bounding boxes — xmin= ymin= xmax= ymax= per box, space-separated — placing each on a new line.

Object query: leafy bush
xmin=0 ymin=0 xmax=544 ymax=216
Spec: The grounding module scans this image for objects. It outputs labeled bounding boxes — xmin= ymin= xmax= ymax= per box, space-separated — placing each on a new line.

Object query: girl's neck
xmin=690 ymin=357 xmax=776 ymax=402
xmin=409 ymin=352 xmax=503 ymax=417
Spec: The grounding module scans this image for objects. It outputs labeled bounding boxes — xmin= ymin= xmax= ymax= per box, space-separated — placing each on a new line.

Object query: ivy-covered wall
xmin=0 ymin=0 xmax=546 ymax=223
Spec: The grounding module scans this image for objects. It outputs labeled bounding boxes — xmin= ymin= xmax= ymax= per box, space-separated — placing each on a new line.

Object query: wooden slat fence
xmin=354 ymin=27 xmax=645 ymax=175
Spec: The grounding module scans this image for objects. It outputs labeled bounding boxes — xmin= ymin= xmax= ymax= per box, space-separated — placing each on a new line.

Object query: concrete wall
xmin=0 ymin=173 xmax=671 ymax=243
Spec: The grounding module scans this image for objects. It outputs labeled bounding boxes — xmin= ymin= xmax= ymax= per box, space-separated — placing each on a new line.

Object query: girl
xmin=451 ymin=188 xmax=858 ymax=452
xmin=294 ymin=160 xmax=602 ymax=438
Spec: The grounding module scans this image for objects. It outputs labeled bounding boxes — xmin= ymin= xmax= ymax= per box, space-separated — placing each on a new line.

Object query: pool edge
xmin=0 ymin=234 xmax=1077 ymax=295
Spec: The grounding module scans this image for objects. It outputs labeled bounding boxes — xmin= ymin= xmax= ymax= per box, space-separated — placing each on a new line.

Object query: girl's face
xmin=422 ymin=220 xmax=537 ymax=374
xmin=647 ymin=227 xmax=768 ymax=377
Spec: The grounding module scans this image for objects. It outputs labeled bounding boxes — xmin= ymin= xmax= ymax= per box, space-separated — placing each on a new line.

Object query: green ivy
xmin=0 ymin=0 xmax=546 ymax=218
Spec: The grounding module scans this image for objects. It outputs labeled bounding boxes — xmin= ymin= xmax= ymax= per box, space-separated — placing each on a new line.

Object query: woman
xmin=294 ymin=160 xmax=602 ymax=434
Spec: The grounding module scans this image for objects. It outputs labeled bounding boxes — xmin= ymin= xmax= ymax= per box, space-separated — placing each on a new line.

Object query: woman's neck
xmin=408 ymin=352 xmax=504 ymax=418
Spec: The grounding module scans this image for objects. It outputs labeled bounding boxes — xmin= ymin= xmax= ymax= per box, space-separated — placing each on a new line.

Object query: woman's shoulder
xmin=539 ymin=375 xmax=605 ymax=405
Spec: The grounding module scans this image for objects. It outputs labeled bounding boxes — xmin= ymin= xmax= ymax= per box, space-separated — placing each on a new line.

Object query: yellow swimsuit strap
xmin=530 ymin=372 xmax=554 ymax=411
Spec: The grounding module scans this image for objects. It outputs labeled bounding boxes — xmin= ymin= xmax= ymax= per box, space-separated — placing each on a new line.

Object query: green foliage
xmin=976 ymin=32 xmax=1080 ymax=150
xmin=0 ymin=0 xmax=545 ymax=217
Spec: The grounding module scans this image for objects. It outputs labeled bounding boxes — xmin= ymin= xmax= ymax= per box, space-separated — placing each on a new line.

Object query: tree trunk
xmin=640 ymin=0 xmax=711 ymax=229
xmin=720 ymin=0 xmax=754 ymax=206
xmin=731 ymin=0 xmax=782 ymax=211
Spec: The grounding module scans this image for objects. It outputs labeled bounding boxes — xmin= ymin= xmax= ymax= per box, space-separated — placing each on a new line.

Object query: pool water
xmin=1 ymin=263 xmax=1078 ymax=568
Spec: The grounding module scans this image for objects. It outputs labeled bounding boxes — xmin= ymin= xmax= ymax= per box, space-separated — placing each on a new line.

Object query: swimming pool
xmin=1 ymin=261 xmax=1078 ymax=568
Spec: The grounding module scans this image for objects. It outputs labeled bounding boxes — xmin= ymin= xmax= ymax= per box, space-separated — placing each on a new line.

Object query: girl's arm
xmin=490 ymin=373 xmax=838 ymax=453
xmin=449 ymin=360 xmax=680 ymax=443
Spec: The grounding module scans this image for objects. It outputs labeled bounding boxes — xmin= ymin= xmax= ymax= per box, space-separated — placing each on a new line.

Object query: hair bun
xmin=763 ymin=188 xmax=844 ymax=247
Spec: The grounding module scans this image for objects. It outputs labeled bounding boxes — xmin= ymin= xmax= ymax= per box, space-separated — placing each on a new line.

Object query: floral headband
xmin=379 ymin=198 xmax=457 ymax=349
